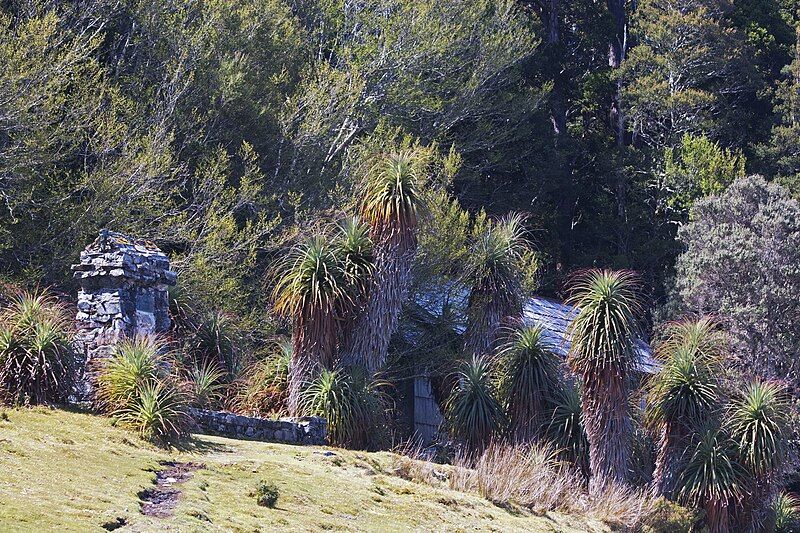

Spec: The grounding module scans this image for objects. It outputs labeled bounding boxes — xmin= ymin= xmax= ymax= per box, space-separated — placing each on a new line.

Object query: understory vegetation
xmin=2 ymin=0 xmax=800 ymax=530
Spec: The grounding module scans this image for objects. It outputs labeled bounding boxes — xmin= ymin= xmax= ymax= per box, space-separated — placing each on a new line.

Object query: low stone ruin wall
xmin=190 ymin=408 xmax=327 ymax=446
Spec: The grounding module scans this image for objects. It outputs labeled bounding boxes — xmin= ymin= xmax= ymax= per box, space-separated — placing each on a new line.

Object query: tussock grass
xmin=395 ymin=442 xmax=659 ymax=531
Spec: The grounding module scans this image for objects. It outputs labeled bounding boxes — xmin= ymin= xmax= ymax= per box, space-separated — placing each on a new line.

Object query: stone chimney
xmin=72 ymin=230 xmax=176 ymax=402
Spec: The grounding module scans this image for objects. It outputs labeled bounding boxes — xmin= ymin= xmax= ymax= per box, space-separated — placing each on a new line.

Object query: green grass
xmin=0 ymin=407 xmax=608 ymax=532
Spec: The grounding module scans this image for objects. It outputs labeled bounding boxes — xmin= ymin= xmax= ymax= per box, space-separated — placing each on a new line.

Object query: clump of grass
xmin=391 ymin=441 xmax=663 ymax=531
xmin=450 ymin=442 xmax=578 ymax=514
xmin=188 ymin=360 xmax=225 ymax=409
xmin=255 ymin=481 xmax=279 ymax=508
xmin=97 ymin=336 xmax=192 ymax=443
xmin=391 ymin=442 xmax=449 ymax=486
xmin=299 ymin=368 xmax=388 ymax=450
xmin=231 ymin=340 xmax=291 ymax=416
xmin=0 ymin=288 xmax=74 ymax=405
xmin=583 ymin=482 xmax=654 ymax=530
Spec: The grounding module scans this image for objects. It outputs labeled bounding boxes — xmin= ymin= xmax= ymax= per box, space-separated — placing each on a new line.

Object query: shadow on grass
xmin=167 ymin=435 xmax=232 ymax=454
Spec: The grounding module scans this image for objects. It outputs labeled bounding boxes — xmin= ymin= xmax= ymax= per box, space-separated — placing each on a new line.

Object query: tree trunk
xmin=705 ymin=499 xmax=730 ymax=533
xmin=287 ymin=309 xmax=337 ymax=416
xmin=584 ymin=369 xmax=632 ymax=494
xmin=463 ymin=292 xmax=506 ymax=357
xmin=340 ymin=236 xmax=415 ymax=375
xmin=651 ymin=422 xmax=685 ymax=498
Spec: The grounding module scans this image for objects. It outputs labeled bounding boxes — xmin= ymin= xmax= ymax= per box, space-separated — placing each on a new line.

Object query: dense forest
xmin=3 ymin=0 xmax=800 ymax=321
xmin=2 ymin=0 xmax=800 ymax=530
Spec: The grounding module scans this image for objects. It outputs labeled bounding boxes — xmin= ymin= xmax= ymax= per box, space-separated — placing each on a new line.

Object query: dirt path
xmin=138 ymin=461 xmax=205 ymax=518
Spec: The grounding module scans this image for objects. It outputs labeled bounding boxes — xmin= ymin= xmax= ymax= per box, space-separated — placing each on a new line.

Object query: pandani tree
xmin=566 ymin=268 xmax=642 ymax=493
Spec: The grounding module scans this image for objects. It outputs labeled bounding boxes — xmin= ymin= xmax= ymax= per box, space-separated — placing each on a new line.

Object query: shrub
xmin=496 ymin=324 xmax=561 ymax=442
xmin=445 ymin=355 xmax=504 ymax=453
xmin=546 ymin=382 xmax=589 ymax=475
xmin=188 ymin=360 xmax=226 ymax=409
xmin=585 ymin=482 xmax=655 ymax=530
xmin=0 ymin=289 xmax=74 ymax=405
xmin=255 ymin=481 xmax=279 ymax=508
xmin=97 ymin=336 xmax=192 ymax=443
xmin=299 ymin=368 xmax=388 ymax=450
xmin=231 ymin=340 xmax=291 ymax=416
xmin=643 ymin=498 xmax=699 ymax=533
xmin=114 ymin=380 xmax=192 ymax=442
xmin=187 ymin=310 xmax=243 ymax=380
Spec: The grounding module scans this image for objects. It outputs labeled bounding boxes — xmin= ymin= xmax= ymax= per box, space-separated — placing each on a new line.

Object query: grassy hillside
xmin=0 ymin=407 xmax=609 ymax=532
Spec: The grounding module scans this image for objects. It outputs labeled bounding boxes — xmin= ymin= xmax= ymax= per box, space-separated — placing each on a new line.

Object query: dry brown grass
xmin=393 ymin=441 xmax=658 ymax=530
xmin=450 ymin=442 xmax=580 ymax=514
xmin=583 ymin=482 xmax=655 ymax=530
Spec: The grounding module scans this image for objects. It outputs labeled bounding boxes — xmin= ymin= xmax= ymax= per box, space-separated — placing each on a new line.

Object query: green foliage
xmin=646 ymin=318 xmax=723 ymax=431
xmin=274 ymin=236 xmax=350 ymax=323
xmin=566 ymin=268 xmax=642 ymax=491
xmin=497 ymin=325 xmax=560 ymax=442
xmin=463 ymin=213 xmax=536 ymax=355
xmin=566 ymin=269 xmax=642 ymax=378
xmin=233 ymin=340 xmax=292 ymax=416
xmin=676 ymin=427 xmax=744 ymax=510
xmin=620 ymin=0 xmax=751 ymax=149
xmin=113 ymin=380 xmax=192 ymax=443
xmin=255 ymin=481 xmax=280 ymax=508
xmin=671 ymin=175 xmax=800 ymax=381
xmin=360 ymin=150 xmax=424 ymax=241
xmin=464 ymin=213 xmax=531 ymax=306
xmin=663 ymin=135 xmax=746 ymax=213
xmin=643 ymin=498 xmax=699 ymax=533
xmin=445 ymin=356 xmax=504 ymax=453
xmin=546 ymin=383 xmax=589 ymax=473
xmin=188 ymin=360 xmax=226 ymax=409
xmin=185 ymin=310 xmax=243 ymax=381
xmin=97 ymin=337 xmax=191 ymax=443
xmin=299 ymin=368 xmax=388 ymax=450
xmin=727 ymin=380 xmax=792 ymax=477
xmin=0 ymin=289 xmax=74 ymax=405
xmin=336 ymin=217 xmax=375 ymax=296
xmin=774 ymin=492 xmax=800 ymax=533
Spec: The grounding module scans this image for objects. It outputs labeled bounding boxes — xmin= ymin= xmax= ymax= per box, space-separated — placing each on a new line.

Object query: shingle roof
xmin=409 ymin=284 xmax=660 ymax=374
xmin=524 ymin=296 xmax=660 ymax=374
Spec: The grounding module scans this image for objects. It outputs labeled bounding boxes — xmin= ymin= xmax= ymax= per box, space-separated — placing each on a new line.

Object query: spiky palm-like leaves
xmin=677 ymin=428 xmax=745 ymax=533
xmin=299 ymin=367 xmax=387 ymax=449
xmin=188 ymin=310 xmax=241 ymax=380
xmin=274 ymin=235 xmax=350 ymax=414
xmin=337 ymin=216 xmax=375 ymax=297
xmin=343 ymin=150 xmax=424 ymax=375
xmin=547 ymin=382 xmax=589 ymax=476
xmin=96 ymin=336 xmax=191 ymax=443
xmin=232 ymin=340 xmax=292 ymax=416
xmin=774 ymin=492 xmax=800 ymax=533
xmin=463 ymin=214 xmax=528 ymax=357
xmin=0 ymin=289 xmax=74 ymax=405
xmin=497 ymin=324 xmax=560 ymax=442
xmin=647 ymin=317 xmax=724 ymax=498
xmin=446 ymin=355 xmax=505 ymax=453
xmin=728 ymin=381 xmax=793 ymax=530
xmin=188 ymin=359 xmax=226 ymax=409
xmin=566 ymin=269 xmax=642 ymax=493
xmin=729 ymin=381 xmax=791 ymax=478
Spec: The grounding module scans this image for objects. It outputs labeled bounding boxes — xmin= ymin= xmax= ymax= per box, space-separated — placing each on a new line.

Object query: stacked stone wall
xmin=190 ymin=409 xmax=327 ymax=445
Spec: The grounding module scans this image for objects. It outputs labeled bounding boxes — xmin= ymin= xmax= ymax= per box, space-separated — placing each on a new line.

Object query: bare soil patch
xmin=138 ymin=461 xmax=205 ymax=518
